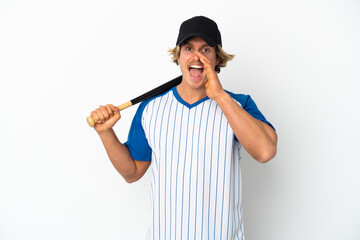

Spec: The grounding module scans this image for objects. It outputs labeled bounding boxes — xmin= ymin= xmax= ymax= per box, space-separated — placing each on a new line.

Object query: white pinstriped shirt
xmin=125 ymin=86 xmax=273 ymax=240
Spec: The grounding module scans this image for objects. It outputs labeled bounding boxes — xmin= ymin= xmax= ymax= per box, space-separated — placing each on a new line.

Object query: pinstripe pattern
xmin=140 ymin=88 xmax=244 ymax=240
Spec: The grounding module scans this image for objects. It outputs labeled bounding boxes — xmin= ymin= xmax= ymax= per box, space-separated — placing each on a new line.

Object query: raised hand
xmin=194 ymin=51 xmax=226 ymax=101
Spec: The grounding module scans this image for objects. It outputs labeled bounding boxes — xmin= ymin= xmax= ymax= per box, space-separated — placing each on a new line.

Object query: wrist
xmin=213 ymin=90 xmax=230 ymax=103
xmin=96 ymin=127 xmax=115 ymax=136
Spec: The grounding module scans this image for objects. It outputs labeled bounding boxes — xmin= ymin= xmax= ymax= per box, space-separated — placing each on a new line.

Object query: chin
xmin=185 ymin=75 xmax=206 ymax=89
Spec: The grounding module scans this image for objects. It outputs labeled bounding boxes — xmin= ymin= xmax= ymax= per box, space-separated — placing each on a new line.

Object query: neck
xmin=176 ymin=82 xmax=207 ymax=105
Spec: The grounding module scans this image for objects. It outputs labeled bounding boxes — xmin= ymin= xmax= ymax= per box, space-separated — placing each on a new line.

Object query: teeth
xmin=190 ymin=65 xmax=203 ymax=69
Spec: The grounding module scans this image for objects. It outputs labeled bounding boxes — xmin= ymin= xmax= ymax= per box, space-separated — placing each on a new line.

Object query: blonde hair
xmin=168 ymin=44 xmax=235 ymax=73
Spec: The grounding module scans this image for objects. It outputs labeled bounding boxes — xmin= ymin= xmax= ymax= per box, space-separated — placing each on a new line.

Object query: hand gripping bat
xmin=86 ymin=75 xmax=182 ymax=127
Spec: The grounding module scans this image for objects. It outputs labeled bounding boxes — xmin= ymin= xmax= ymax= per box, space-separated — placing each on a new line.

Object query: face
xmin=179 ymin=37 xmax=219 ymax=89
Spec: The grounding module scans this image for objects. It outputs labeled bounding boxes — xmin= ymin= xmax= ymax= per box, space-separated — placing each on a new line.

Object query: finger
xmin=110 ymin=105 xmax=121 ymax=120
xmin=99 ymin=105 xmax=110 ymax=120
xmin=105 ymin=104 xmax=114 ymax=117
xmin=112 ymin=104 xmax=120 ymax=112
xmin=110 ymin=104 xmax=120 ymax=114
xmin=91 ymin=111 xmax=101 ymax=123
xmin=194 ymin=51 xmax=211 ymax=66
xmin=201 ymin=58 xmax=212 ymax=71
xmin=95 ymin=106 xmax=107 ymax=123
xmin=195 ymin=54 xmax=214 ymax=75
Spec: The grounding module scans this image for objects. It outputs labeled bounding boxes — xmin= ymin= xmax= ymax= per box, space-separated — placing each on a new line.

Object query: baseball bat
xmin=87 ymin=75 xmax=182 ymax=127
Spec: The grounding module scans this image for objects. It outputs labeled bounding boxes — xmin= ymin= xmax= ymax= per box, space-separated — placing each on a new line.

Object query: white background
xmin=1 ymin=0 xmax=359 ymax=239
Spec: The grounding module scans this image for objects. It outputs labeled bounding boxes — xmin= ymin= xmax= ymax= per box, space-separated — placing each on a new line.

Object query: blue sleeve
xmin=124 ymin=102 xmax=152 ymax=161
xmin=229 ymin=92 xmax=275 ymax=131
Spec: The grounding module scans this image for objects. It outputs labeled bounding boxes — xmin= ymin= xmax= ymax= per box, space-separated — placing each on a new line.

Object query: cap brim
xmin=177 ymin=33 xmax=217 ymax=47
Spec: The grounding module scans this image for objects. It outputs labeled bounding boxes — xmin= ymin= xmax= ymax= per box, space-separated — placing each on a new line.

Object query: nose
xmin=191 ymin=50 xmax=201 ymax=60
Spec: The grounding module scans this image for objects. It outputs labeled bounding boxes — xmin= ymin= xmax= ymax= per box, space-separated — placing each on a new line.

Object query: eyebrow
xmin=183 ymin=42 xmax=210 ymax=48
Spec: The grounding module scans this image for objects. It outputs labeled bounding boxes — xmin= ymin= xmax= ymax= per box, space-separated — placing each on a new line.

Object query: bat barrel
xmin=131 ymin=76 xmax=182 ymax=105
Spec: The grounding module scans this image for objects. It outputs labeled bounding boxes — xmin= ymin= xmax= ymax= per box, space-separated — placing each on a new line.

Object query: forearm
xmin=215 ymin=92 xmax=277 ymax=163
xmin=97 ymin=129 xmax=139 ymax=182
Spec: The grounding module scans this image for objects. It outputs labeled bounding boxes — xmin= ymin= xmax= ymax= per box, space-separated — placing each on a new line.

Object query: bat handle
xmin=86 ymin=101 xmax=133 ymax=127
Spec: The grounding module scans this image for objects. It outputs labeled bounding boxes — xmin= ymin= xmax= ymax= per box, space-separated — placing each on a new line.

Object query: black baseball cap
xmin=176 ymin=16 xmax=222 ymax=47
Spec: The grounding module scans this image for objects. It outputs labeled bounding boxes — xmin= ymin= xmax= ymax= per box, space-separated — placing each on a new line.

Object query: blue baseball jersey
xmin=124 ymin=86 xmax=274 ymax=240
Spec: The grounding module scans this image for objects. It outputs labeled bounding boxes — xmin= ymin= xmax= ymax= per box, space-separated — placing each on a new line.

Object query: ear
xmin=216 ymin=56 xmax=220 ymax=66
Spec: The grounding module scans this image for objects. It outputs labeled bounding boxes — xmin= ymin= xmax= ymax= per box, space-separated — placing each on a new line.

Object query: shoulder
xmin=225 ymin=90 xmax=275 ymax=130
xmin=225 ymin=90 xmax=254 ymax=109
xmin=134 ymin=87 xmax=175 ymax=119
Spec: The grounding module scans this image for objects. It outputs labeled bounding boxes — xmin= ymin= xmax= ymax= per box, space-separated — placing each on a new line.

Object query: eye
xmin=202 ymin=48 xmax=210 ymax=53
xmin=185 ymin=47 xmax=192 ymax=51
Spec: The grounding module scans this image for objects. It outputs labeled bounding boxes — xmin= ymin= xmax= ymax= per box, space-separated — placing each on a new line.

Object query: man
xmin=90 ymin=16 xmax=277 ymax=240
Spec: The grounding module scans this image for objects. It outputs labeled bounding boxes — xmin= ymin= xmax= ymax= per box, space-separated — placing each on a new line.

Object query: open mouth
xmin=188 ymin=64 xmax=204 ymax=78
